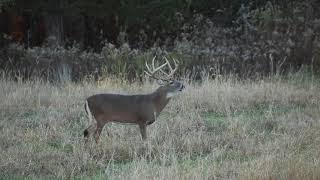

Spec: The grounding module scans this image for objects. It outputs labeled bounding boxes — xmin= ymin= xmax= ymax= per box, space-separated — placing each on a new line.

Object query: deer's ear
xmin=156 ymin=79 xmax=165 ymax=85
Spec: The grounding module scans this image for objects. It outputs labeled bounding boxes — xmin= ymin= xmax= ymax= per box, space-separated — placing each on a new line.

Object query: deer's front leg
xmin=139 ymin=112 xmax=155 ymax=140
xmin=139 ymin=123 xmax=147 ymax=140
xmin=146 ymin=111 xmax=156 ymax=125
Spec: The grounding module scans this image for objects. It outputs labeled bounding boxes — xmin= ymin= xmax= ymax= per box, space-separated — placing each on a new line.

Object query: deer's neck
xmin=151 ymin=87 xmax=171 ymax=115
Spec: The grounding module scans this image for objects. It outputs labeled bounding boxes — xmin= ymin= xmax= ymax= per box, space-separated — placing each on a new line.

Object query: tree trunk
xmin=45 ymin=14 xmax=64 ymax=46
xmin=44 ymin=0 xmax=64 ymax=46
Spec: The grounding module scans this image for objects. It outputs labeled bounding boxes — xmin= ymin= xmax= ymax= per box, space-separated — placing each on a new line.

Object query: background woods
xmin=0 ymin=0 xmax=320 ymax=81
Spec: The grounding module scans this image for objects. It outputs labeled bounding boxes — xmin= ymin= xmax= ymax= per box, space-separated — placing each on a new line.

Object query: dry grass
xmin=1 ymin=72 xmax=320 ymax=179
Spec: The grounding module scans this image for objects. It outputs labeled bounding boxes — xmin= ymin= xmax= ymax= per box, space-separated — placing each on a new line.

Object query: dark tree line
xmin=0 ymin=0 xmax=319 ymax=81
xmin=0 ymin=0 xmax=308 ymax=50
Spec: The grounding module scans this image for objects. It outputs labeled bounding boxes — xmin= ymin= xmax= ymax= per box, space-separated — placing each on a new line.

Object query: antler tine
xmin=145 ymin=56 xmax=156 ymax=73
xmin=162 ymin=56 xmax=179 ymax=78
xmin=171 ymin=57 xmax=179 ymax=73
xmin=153 ymin=62 xmax=168 ymax=72
xmin=144 ymin=57 xmax=155 ymax=76
xmin=158 ymin=57 xmax=171 ymax=78
xmin=152 ymin=55 xmax=156 ymax=71
xmin=145 ymin=56 xmax=155 ymax=79
xmin=159 ymin=69 xmax=169 ymax=77
xmin=144 ymin=69 xmax=152 ymax=77
xmin=164 ymin=57 xmax=173 ymax=71
xmin=145 ymin=56 xmax=169 ymax=80
xmin=145 ymin=61 xmax=151 ymax=74
xmin=172 ymin=57 xmax=179 ymax=67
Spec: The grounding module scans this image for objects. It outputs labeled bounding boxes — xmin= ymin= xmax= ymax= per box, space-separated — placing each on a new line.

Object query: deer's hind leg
xmin=84 ymin=116 xmax=109 ymax=143
xmin=93 ymin=120 xmax=107 ymax=143
xmin=84 ymin=123 xmax=97 ymax=139
xmin=139 ymin=123 xmax=147 ymax=140
xmin=84 ymin=100 xmax=98 ymax=141
xmin=84 ymin=120 xmax=107 ymax=143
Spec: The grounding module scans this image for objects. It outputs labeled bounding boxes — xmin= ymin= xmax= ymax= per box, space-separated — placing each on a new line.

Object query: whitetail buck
xmin=84 ymin=56 xmax=185 ymax=142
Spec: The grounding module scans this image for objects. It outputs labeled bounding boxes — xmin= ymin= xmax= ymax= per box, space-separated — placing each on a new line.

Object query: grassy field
xmin=1 ymin=71 xmax=320 ymax=179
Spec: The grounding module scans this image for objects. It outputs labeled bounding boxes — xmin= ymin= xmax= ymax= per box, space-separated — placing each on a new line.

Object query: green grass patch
xmin=203 ymin=103 xmax=305 ymax=133
xmin=215 ymin=150 xmax=254 ymax=163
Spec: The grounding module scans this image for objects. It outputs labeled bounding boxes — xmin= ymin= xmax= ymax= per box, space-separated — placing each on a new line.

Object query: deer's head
xmin=145 ymin=56 xmax=185 ymax=98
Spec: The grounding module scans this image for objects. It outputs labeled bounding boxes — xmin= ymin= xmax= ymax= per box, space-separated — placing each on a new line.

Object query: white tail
xmin=84 ymin=56 xmax=185 ymax=142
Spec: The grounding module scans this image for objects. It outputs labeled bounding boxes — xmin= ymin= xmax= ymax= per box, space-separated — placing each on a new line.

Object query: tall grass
xmin=0 ymin=71 xmax=320 ymax=179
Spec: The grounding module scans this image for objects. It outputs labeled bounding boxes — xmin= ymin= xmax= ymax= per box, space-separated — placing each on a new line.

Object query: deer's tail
xmin=84 ymin=100 xmax=94 ymax=125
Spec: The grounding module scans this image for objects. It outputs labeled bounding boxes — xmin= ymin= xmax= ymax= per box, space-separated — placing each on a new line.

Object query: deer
xmin=83 ymin=56 xmax=185 ymax=142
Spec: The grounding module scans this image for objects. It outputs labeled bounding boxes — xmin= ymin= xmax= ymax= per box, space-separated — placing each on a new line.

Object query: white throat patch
xmin=166 ymin=92 xmax=180 ymax=98
xmin=154 ymin=111 xmax=157 ymax=119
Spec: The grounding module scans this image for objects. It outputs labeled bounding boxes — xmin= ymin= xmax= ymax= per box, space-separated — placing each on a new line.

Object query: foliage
xmin=0 ymin=1 xmax=320 ymax=81
xmin=1 ymin=0 xmax=310 ymax=46
xmin=0 ymin=0 xmax=13 ymax=10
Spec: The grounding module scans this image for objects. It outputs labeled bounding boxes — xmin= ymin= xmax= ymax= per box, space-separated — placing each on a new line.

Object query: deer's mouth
xmin=179 ymin=84 xmax=185 ymax=91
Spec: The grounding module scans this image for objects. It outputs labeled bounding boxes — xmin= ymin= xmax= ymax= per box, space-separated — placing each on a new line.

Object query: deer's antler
xmin=145 ymin=56 xmax=179 ymax=81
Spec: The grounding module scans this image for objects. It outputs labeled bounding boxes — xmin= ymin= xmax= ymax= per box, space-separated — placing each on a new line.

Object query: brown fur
xmin=83 ymin=83 xmax=183 ymax=142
